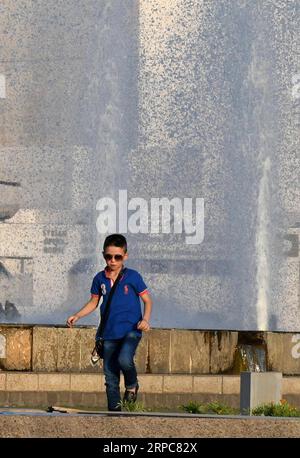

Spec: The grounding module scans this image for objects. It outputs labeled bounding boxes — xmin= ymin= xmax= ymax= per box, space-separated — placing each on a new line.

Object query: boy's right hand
xmin=67 ymin=315 xmax=79 ymax=327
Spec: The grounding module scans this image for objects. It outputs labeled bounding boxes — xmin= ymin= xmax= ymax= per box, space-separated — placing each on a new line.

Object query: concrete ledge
xmin=163 ymin=375 xmax=193 ymax=393
xmin=6 ymin=373 xmax=38 ymax=391
xmin=2 ymin=390 xmax=299 ymax=411
xmin=38 ymin=374 xmax=71 ymax=392
xmin=0 ymin=373 xmax=5 ymax=390
xmin=223 ymin=376 xmax=240 ymax=394
xmin=0 ymin=372 xmax=299 ymax=396
xmin=283 ymin=376 xmax=300 ymax=393
xmin=0 ymin=373 xmax=226 ymax=395
xmin=0 ymin=372 xmax=300 ymax=411
xmin=193 ymin=375 xmax=222 ymax=394
xmin=70 ymin=374 xmax=105 ymax=393
xmin=139 ymin=374 xmax=163 ymax=393
xmin=1 ymin=413 xmax=300 ymax=438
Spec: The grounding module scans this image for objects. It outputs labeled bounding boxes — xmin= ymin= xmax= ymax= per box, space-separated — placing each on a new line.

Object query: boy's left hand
xmin=137 ymin=318 xmax=150 ymax=332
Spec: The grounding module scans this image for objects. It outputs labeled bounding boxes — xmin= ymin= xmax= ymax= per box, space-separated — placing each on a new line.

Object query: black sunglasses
xmin=103 ymin=253 xmax=124 ymax=261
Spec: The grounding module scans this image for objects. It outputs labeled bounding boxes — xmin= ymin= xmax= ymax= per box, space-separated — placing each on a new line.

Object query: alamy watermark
xmin=96 ymin=190 xmax=204 ymax=245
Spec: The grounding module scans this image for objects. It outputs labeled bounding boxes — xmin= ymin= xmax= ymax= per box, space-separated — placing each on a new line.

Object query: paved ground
xmin=0 ymin=409 xmax=299 ymax=437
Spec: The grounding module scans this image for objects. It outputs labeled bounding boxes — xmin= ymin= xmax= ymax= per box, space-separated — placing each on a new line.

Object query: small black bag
xmin=91 ymin=269 xmax=124 ymax=360
xmin=95 ymin=338 xmax=104 ymax=359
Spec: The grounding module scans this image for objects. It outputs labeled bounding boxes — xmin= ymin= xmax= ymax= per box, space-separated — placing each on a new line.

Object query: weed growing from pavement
xmin=180 ymin=401 xmax=237 ymax=415
xmin=118 ymin=400 xmax=149 ymax=412
xmin=251 ymin=400 xmax=300 ymax=417
xmin=181 ymin=399 xmax=300 ymax=417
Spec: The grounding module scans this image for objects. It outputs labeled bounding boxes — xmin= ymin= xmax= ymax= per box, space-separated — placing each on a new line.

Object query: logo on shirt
xmin=124 ymin=285 xmax=129 ymax=295
xmin=101 ymin=283 xmax=107 ymax=295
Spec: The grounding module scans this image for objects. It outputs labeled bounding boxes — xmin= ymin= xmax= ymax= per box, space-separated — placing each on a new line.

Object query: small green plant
xmin=205 ymin=401 xmax=236 ymax=415
xmin=180 ymin=400 xmax=237 ymax=415
xmin=252 ymin=400 xmax=300 ymax=417
xmin=180 ymin=401 xmax=206 ymax=414
xmin=118 ymin=400 xmax=147 ymax=412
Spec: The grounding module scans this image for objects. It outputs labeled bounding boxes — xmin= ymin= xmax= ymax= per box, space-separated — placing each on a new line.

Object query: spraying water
xmin=0 ymin=1 xmax=299 ymax=331
xmin=255 ymin=157 xmax=271 ymax=331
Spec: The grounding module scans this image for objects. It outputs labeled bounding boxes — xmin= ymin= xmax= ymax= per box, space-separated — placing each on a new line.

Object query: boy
xmin=67 ymin=234 xmax=152 ymax=411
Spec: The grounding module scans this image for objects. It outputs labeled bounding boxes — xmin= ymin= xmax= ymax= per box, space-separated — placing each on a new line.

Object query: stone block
xmin=266 ymin=332 xmax=300 ymax=375
xmin=148 ymin=329 xmax=171 ymax=373
xmin=222 ymin=376 xmax=240 ymax=394
xmin=240 ymin=371 xmax=282 ymax=415
xmin=70 ymin=392 xmax=83 ymax=406
xmin=193 ymin=376 xmax=222 ymax=394
xmin=170 ymin=330 xmax=210 ymax=374
xmin=0 ymin=333 xmax=5 ymax=358
xmin=47 ymin=392 xmax=59 ymax=405
xmin=81 ymin=392 xmax=103 ymax=408
xmin=38 ymin=373 xmax=70 ymax=391
xmin=139 ymin=374 xmax=163 ymax=393
xmin=70 ymin=374 xmax=104 ymax=392
xmin=135 ymin=332 xmax=149 ymax=373
xmin=0 ymin=391 xmax=9 ymax=406
xmin=0 ymin=326 xmax=32 ymax=370
xmin=6 ymin=373 xmax=38 ymax=391
xmin=209 ymin=331 xmax=238 ymax=373
xmin=8 ymin=392 xmax=22 ymax=405
xmin=0 ymin=373 xmax=6 ymax=390
xmin=163 ymin=375 xmax=193 ymax=393
xmin=57 ymin=328 xmax=81 ymax=372
xmin=170 ymin=330 xmax=191 ymax=373
xmin=32 ymin=326 xmax=58 ymax=372
xmin=282 ymin=376 xmax=300 ymax=395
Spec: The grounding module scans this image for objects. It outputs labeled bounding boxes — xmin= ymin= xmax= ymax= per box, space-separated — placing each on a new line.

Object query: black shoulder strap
xmin=97 ymin=268 xmax=124 ymax=339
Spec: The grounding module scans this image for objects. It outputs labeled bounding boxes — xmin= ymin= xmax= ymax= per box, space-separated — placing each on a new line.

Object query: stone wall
xmin=1 ymin=325 xmax=300 ymax=375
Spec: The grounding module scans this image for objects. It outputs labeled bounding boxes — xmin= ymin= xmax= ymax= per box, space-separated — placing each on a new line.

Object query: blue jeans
xmin=103 ymin=330 xmax=141 ymax=411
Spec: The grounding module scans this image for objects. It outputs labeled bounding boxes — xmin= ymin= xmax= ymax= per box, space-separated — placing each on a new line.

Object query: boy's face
xmin=102 ymin=245 xmax=128 ymax=272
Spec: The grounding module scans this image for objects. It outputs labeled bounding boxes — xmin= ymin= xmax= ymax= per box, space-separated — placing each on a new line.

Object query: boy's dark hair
xmin=103 ymin=234 xmax=127 ymax=252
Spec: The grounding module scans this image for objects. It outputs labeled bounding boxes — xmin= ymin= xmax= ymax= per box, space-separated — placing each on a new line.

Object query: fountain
xmin=0 ymin=0 xmax=298 ymax=331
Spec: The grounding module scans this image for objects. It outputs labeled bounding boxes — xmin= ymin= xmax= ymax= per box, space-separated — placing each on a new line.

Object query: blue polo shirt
xmin=90 ymin=267 xmax=149 ymax=340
